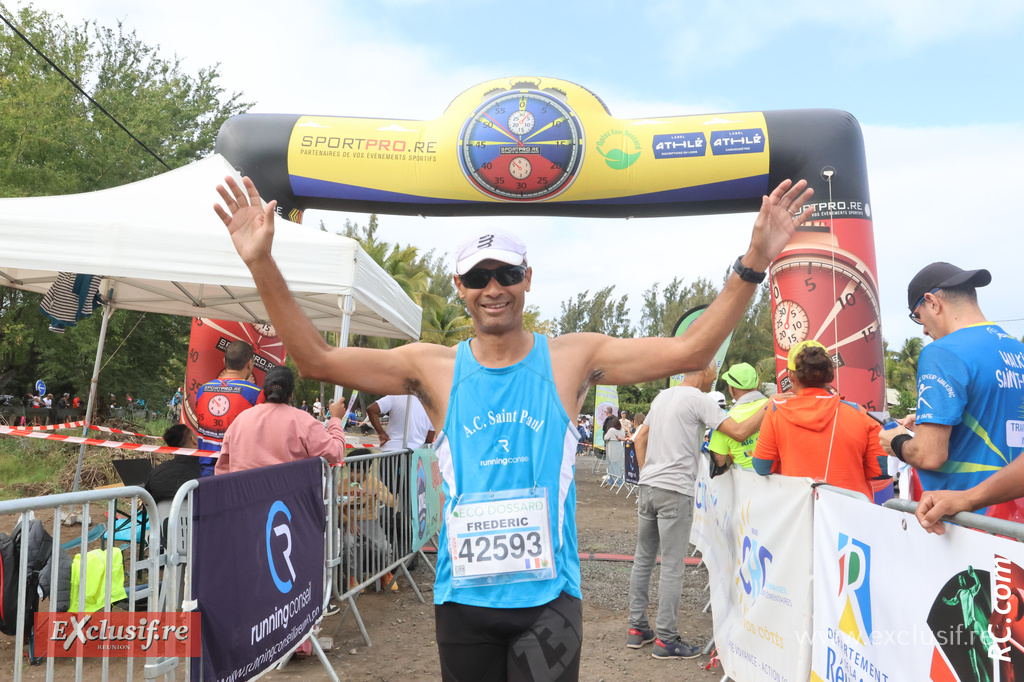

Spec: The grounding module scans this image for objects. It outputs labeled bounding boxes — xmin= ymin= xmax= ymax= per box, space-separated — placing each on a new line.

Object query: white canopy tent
xmin=0 ymin=154 xmax=422 ymax=488
xmin=0 ymin=154 xmax=421 ymax=338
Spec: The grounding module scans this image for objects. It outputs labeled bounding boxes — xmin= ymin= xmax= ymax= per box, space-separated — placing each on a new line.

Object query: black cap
xmin=907 ymin=262 xmax=991 ymax=311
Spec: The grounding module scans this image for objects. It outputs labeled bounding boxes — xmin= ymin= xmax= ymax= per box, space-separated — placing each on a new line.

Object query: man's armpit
xmin=577 ymin=369 xmax=604 ymax=403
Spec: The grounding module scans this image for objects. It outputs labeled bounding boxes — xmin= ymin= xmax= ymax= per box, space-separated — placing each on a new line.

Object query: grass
xmin=0 ymin=417 xmax=176 ymax=501
xmin=0 ymin=436 xmax=73 ymax=500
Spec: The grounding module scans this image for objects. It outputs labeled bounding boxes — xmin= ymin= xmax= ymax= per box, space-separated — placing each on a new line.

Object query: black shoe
xmin=652 ymin=638 xmax=701 ymax=659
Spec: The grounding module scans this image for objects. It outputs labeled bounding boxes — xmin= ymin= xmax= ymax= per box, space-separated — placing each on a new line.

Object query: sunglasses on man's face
xmin=459 ymin=265 xmax=527 ymax=290
xmin=909 ymin=287 xmax=940 ymax=324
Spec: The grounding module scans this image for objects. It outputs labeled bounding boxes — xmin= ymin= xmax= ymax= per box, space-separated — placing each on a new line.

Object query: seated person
xmin=214 ymin=366 xmax=346 ymax=474
xmin=602 ymin=415 xmax=627 ymax=443
xmin=341 ymin=448 xmax=398 ymax=590
xmin=752 ymin=340 xmax=882 ymax=499
xmin=145 ymin=424 xmax=202 ymax=503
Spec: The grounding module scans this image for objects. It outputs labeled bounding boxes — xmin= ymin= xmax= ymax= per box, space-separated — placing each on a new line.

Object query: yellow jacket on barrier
xmin=70 ymin=547 xmax=128 ymax=612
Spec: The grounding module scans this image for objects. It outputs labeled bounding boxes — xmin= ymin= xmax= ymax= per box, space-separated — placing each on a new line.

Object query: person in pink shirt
xmin=215 ymin=366 xmax=346 ymax=474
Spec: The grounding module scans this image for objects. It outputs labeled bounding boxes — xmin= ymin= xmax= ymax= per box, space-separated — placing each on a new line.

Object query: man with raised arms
xmin=214 ymin=175 xmax=814 ymax=682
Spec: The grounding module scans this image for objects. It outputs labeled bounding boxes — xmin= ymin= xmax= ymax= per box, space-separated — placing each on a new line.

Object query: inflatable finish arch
xmin=215 ymin=76 xmax=884 ymax=411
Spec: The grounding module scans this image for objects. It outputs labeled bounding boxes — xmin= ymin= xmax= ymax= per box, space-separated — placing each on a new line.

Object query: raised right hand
xmin=329 ymin=396 xmax=346 ymax=420
xmin=214 ymin=176 xmax=277 ymax=267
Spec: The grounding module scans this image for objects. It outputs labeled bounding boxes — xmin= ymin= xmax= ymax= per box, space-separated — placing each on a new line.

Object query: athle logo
xmin=837 ymin=534 xmax=873 ymax=645
xmin=736 ymin=503 xmax=773 ymax=603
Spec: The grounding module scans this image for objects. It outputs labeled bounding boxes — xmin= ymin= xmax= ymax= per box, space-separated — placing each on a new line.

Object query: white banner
xmin=812 ymin=487 xmax=1024 ymax=682
xmin=692 ymin=458 xmax=815 ymax=681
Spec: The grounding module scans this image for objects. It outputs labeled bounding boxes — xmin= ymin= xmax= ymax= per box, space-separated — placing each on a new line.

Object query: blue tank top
xmin=434 ymin=333 xmax=581 ymax=608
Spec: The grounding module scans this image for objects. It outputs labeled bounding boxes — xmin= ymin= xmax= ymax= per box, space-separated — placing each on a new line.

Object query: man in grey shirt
xmin=627 ymin=360 xmax=765 ymax=659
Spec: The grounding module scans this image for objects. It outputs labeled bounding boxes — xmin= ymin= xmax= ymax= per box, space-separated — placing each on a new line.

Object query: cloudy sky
xmin=19 ymin=0 xmax=1024 ymax=346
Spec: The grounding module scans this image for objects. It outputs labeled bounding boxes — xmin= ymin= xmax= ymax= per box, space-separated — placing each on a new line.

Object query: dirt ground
xmin=1 ymin=454 xmax=723 ymax=681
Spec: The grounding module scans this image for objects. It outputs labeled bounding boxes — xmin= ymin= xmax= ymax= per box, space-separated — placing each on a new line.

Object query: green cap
xmin=722 ymin=362 xmax=758 ymax=390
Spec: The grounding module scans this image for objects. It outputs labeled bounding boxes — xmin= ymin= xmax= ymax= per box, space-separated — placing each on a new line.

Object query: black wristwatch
xmin=733 ymin=256 xmax=767 ymax=284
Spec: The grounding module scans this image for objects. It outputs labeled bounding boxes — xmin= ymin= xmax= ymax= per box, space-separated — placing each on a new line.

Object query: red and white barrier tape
xmin=88 ymin=424 xmax=161 ymax=439
xmin=1 ymin=426 xmax=366 ymax=455
xmin=12 ymin=420 xmax=86 ymax=431
xmin=13 ymin=421 xmax=162 ymax=439
xmin=0 ymin=426 xmax=218 ymax=457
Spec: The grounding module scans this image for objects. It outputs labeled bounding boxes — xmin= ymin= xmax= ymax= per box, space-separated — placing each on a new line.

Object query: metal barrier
xmin=163 ymin=459 xmax=339 ymax=681
xmin=1 ymin=452 xmax=434 ymax=678
xmin=589 ymin=444 xmax=607 ymax=474
xmin=0 ymin=486 xmax=163 ymax=682
xmin=599 ymin=440 xmax=629 ymax=494
xmin=158 ymin=480 xmax=196 ymax=681
xmin=814 ymin=481 xmax=873 ymax=503
xmin=883 ymin=497 xmax=1024 ymax=541
xmin=331 ymin=449 xmax=426 ymax=647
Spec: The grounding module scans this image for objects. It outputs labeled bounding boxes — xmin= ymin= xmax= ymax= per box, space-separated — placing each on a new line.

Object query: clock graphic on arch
xmin=774 ymin=299 xmax=809 ymax=351
xmin=770 ymin=224 xmax=884 ymax=411
xmin=459 ymin=89 xmax=584 ymax=201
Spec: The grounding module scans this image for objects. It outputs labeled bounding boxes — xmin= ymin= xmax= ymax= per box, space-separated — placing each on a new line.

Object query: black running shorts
xmin=435 ymin=591 xmax=583 ymax=682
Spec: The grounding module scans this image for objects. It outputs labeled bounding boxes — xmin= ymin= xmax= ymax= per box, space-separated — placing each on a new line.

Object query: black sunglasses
xmin=460 ymin=265 xmax=527 ymax=289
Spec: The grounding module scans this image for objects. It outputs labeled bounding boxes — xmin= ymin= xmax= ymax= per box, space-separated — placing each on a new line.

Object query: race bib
xmin=1007 ymin=420 xmax=1024 ymax=448
xmin=447 ymin=487 xmax=556 ymax=588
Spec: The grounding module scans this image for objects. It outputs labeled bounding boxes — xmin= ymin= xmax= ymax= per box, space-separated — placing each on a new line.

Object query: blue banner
xmin=652 ymin=132 xmax=706 ymax=159
xmin=191 ymin=458 xmax=325 ymax=681
xmin=625 ymin=442 xmax=640 ymax=485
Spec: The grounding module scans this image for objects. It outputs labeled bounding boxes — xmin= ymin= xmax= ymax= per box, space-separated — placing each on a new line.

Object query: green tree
xmin=885 ymin=353 xmax=915 ymax=394
xmin=889 ymin=389 xmax=917 ymax=420
xmin=421 ymin=299 xmax=472 ymax=346
xmin=34 ymin=310 xmax=190 ymax=413
xmin=0 ymin=289 xmax=46 ymax=395
xmin=0 ymin=3 xmax=249 ymax=196
xmin=638 ymin=276 xmax=719 ymax=338
xmin=0 ymin=3 xmax=248 ymax=404
xmin=720 ymin=281 xmax=775 ymax=385
xmin=897 ymin=337 xmax=923 ymax=376
xmin=523 ymin=304 xmax=554 ymax=337
xmin=338 ymin=215 xmax=480 ymax=349
xmin=555 ymin=286 xmax=633 ymax=337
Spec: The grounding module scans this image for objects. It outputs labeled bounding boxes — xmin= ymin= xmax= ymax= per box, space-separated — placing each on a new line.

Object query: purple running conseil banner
xmin=190 ymin=458 xmax=326 ymax=681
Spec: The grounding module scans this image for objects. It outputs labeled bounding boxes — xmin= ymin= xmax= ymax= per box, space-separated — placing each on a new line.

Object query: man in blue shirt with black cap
xmin=881 ymin=262 xmax=1024 ymax=521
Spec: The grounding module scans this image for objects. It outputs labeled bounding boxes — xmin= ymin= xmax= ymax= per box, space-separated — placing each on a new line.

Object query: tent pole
xmin=73 ymin=299 xmax=114 ymax=492
xmin=402 ymin=395 xmax=412 ymax=451
xmin=333 ymin=294 xmax=353 ymax=403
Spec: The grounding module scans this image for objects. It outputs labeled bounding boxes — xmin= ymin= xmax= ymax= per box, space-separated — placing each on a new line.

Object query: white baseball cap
xmin=709 ymin=391 xmax=727 ymax=408
xmin=455 ymin=231 xmax=528 ymax=275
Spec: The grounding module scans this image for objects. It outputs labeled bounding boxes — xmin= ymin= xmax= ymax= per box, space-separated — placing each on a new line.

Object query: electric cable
xmin=0 ymin=9 xmax=171 ymax=170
